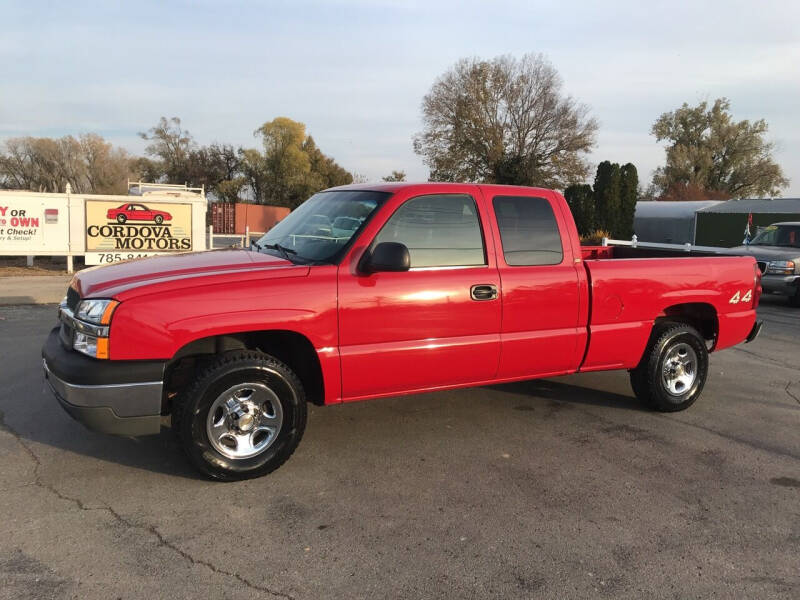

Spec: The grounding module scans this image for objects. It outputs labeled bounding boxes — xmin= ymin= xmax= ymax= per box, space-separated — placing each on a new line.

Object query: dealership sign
xmin=0 ymin=199 xmax=69 ymax=252
xmin=85 ymin=200 xmax=193 ymax=264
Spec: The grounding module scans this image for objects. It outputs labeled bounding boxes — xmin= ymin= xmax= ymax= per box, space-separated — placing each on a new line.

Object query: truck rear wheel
xmin=629 ymin=323 xmax=708 ymax=412
xmin=173 ymin=350 xmax=307 ymax=481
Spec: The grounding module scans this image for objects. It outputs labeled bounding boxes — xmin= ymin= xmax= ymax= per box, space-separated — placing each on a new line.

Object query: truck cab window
xmin=254 ymin=190 xmax=388 ymax=263
xmin=493 ymin=196 xmax=563 ymax=266
xmin=374 ymin=194 xmax=486 ymax=268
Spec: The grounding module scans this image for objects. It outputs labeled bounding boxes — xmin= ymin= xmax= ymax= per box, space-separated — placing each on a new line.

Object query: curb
xmin=0 ymin=275 xmax=72 ymax=306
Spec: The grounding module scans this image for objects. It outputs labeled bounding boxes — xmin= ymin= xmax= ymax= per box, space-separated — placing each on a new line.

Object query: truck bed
xmin=579 ymin=252 xmax=758 ymax=372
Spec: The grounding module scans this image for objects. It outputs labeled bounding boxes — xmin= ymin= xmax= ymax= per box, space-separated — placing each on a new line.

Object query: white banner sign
xmin=0 ymin=197 xmax=69 ymax=252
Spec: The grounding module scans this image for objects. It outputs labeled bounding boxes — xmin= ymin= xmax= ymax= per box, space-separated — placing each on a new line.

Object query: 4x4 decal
xmin=729 ymin=290 xmax=753 ymax=304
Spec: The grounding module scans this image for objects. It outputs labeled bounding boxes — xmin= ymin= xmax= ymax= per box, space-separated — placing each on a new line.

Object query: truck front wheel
xmin=173 ymin=350 xmax=307 ymax=480
xmin=629 ymin=324 xmax=708 ymax=412
xmin=789 ymin=286 xmax=800 ymax=307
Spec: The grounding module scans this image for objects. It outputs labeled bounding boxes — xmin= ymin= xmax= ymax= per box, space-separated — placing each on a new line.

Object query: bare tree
xmin=0 ymin=134 xmax=133 ymax=194
xmin=138 ymin=116 xmax=195 ymax=183
xmin=413 ymin=54 xmax=598 ymax=188
xmin=382 ymin=170 xmax=406 ymax=182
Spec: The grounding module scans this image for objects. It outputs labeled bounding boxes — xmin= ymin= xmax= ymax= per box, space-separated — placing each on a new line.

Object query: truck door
xmin=337 ymin=191 xmax=502 ymax=399
xmin=485 ymin=191 xmax=584 ymax=378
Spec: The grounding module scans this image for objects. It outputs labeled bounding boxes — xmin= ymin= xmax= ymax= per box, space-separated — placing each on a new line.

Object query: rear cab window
xmin=492 ymin=195 xmax=564 ymax=266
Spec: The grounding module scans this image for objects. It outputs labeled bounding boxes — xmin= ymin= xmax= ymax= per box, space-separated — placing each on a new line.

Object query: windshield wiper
xmin=261 ymin=242 xmax=297 ymax=262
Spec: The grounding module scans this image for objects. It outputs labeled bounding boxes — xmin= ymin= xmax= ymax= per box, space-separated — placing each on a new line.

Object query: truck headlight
xmin=71 ymin=299 xmax=118 ymax=359
xmin=76 ymin=299 xmax=118 ymax=325
xmin=74 ymin=332 xmax=108 ymax=359
xmin=765 ymin=260 xmax=796 ymax=275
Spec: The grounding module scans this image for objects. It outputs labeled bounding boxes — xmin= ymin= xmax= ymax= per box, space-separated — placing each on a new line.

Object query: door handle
xmin=470 ymin=284 xmax=498 ymax=301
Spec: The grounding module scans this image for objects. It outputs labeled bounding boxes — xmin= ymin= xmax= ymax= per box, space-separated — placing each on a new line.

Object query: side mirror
xmin=362 ymin=242 xmax=411 ymax=273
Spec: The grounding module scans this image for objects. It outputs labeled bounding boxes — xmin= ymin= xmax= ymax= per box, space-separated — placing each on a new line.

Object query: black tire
xmin=154 ymin=215 xmax=164 ymax=225
xmin=116 ymin=214 xmax=127 ymax=224
xmin=789 ymin=288 xmax=800 ymax=307
xmin=173 ymin=350 xmax=307 ymax=481
xmin=629 ymin=323 xmax=708 ymax=412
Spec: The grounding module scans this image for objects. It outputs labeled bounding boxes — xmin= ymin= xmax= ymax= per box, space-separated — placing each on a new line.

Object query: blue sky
xmin=2 ymin=0 xmax=799 ymax=195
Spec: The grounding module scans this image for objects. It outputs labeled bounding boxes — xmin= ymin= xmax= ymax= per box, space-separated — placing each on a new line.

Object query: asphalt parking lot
xmin=1 ymin=296 xmax=798 ymax=599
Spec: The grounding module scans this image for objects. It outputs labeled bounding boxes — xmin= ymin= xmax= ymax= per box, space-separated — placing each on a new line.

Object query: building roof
xmin=635 ymin=200 xmax=723 ymax=219
xmin=696 ymin=198 xmax=800 ymax=214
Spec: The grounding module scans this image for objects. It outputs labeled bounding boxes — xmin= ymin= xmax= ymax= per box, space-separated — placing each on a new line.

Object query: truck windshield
xmin=254 ymin=190 xmax=389 ymax=263
xmin=750 ymin=225 xmax=800 ymax=248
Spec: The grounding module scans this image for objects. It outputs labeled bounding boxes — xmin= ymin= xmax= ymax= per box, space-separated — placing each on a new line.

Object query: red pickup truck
xmin=43 ymin=183 xmax=762 ymax=480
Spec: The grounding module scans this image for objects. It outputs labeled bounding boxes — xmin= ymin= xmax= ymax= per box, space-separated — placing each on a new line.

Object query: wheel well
xmin=656 ymin=303 xmax=718 ymax=345
xmin=164 ymin=331 xmax=325 ymax=412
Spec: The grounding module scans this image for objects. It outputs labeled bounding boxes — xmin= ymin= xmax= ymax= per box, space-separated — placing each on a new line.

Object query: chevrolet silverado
xmin=42 ymin=183 xmax=763 ymax=480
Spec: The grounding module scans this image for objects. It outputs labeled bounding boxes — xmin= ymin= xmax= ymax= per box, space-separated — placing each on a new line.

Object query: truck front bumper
xmin=42 ymin=327 xmax=166 ymax=436
xmin=761 ymin=273 xmax=800 ymax=296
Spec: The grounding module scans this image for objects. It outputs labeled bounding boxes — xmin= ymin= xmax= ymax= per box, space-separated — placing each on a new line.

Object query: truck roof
xmin=326 ymin=181 xmax=556 ymax=196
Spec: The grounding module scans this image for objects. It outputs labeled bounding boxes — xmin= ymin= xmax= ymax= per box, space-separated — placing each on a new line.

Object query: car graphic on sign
xmin=106 ymin=203 xmax=172 ymax=225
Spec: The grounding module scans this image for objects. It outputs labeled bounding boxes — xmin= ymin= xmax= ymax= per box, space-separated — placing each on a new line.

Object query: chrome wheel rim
xmin=661 ymin=343 xmax=698 ymax=396
xmin=206 ymin=382 xmax=283 ymax=459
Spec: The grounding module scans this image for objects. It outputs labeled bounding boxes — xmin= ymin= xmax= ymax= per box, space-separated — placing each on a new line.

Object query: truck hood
xmin=722 ymin=245 xmax=800 ymax=262
xmin=72 ymin=249 xmax=308 ymax=299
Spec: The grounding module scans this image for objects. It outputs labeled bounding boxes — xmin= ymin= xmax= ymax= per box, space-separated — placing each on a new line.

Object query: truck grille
xmin=66 ymin=287 xmax=80 ymax=311
xmin=756 ymin=261 xmax=767 ymax=274
xmin=61 ymin=288 xmax=80 ymax=349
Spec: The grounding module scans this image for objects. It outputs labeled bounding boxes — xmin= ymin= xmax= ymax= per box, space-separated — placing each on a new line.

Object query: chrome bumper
xmin=761 ymin=274 xmax=800 ymax=295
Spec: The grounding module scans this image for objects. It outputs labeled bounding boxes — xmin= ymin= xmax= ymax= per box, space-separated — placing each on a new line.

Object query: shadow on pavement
xmin=486 ymin=377 xmax=649 ymax=412
xmin=2 ymin=392 xmax=204 ymax=481
xmin=6 ymin=375 xmax=648 ymax=480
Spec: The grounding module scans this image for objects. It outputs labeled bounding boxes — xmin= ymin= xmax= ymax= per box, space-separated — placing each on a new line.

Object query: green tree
xmin=618 ymin=163 xmax=639 ymax=239
xmin=593 ymin=161 xmax=622 ymax=235
xmin=247 ymin=117 xmax=352 ymax=207
xmin=303 ymin=136 xmax=353 ymax=189
xmin=651 ymin=98 xmax=788 ymax=198
xmin=413 ymin=53 xmax=598 ymax=188
xmin=564 ymin=184 xmax=595 ymax=237
xmin=185 ymin=143 xmax=243 ymax=200
xmin=239 ymin=147 xmax=269 ymax=204
xmin=130 ymin=156 xmax=163 ymax=184
xmin=382 ymin=170 xmax=407 ymax=182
